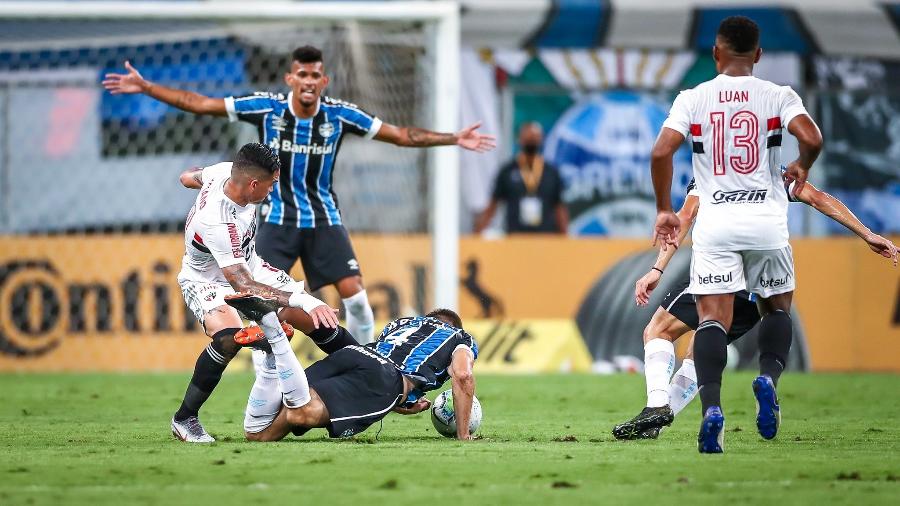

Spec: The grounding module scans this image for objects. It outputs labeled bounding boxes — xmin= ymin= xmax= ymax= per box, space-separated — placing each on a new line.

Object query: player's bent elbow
xmin=650 ymin=145 xmax=677 ymax=167
xmin=179 ymin=172 xmax=195 ymax=188
xmin=798 ymin=129 xmax=824 ymax=155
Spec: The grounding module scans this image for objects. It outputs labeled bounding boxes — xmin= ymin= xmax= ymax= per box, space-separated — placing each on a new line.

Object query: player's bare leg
xmin=613 ymin=309 xmax=690 ymax=440
xmin=753 ymin=291 xmax=793 ymax=440
xmin=694 ymin=293 xmax=734 ymax=453
xmin=172 ymin=305 xmax=244 ymax=443
xmin=245 ymin=388 xmax=331 ymax=442
xmin=336 ymin=275 xmax=375 ymax=344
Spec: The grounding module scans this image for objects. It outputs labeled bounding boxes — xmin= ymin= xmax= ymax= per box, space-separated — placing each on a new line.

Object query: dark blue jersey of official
xmin=225 ymin=92 xmax=382 ymax=228
xmin=370 ymin=316 xmax=478 ymax=405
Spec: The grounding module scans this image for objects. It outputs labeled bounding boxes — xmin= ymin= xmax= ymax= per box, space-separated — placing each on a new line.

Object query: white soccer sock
xmin=244 ymin=349 xmax=283 ymax=433
xmin=644 ymin=338 xmax=676 ymax=408
xmin=260 ymin=312 xmax=311 ymax=408
xmin=342 ymin=289 xmax=375 ymax=344
xmin=668 ymin=359 xmax=698 ymax=416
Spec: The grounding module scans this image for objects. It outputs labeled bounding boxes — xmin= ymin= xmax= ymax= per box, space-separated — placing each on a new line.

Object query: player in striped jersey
xmin=104 ymin=46 xmax=496 ymax=345
xmin=237 ymin=308 xmax=478 ymax=441
xmin=613 ymin=176 xmax=898 ymax=440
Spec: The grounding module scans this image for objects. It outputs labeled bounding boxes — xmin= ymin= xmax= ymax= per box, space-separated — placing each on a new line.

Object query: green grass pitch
xmin=2 ymin=372 xmax=898 ymax=505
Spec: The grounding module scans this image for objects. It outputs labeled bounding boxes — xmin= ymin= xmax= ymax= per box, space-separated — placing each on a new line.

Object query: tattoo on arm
xmin=191 ymin=170 xmax=203 ymax=187
xmin=222 ymin=264 xmax=292 ymax=306
xmin=406 ymin=127 xmax=456 ymax=147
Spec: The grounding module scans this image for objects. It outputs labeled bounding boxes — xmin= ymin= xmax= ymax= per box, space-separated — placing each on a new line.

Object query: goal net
xmin=0 ymin=2 xmax=459 ymax=370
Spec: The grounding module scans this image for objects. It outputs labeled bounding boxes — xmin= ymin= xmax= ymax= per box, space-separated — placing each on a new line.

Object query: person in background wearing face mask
xmin=475 ymin=122 xmax=568 ymax=235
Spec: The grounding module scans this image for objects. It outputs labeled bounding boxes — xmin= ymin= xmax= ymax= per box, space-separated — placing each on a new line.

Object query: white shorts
xmin=689 ymin=245 xmax=795 ymax=298
xmin=180 ymin=260 xmax=304 ymax=325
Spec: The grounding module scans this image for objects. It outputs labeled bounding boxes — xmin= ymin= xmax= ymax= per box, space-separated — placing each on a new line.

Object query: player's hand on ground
xmin=653 ymin=211 xmax=680 ymax=251
xmin=308 ymin=304 xmax=340 ymax=329
xmin=783 ymin=160 xmax=810 ymax=197
xmin=635 ymin=269 xmax=662 ymax=306
xmin=457 ymin=433 xmax=474 ymax=441
xmin=102 ymin=61 xmax=147 ymax=95
xmin=864 ymin=233 xmax=899 ymax=266
xmin=393 ymin=398 xmax=431 ymax=415
xmin=456 ymin=122 xmax=497 ymax=153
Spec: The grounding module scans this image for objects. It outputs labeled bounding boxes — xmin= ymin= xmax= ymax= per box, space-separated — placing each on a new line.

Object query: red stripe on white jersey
xmin=767 ymin=117 xmax=781 ymax=131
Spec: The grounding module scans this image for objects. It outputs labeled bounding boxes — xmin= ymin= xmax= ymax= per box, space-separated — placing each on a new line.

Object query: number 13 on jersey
xmin=707 ymin=110 xmax=760 ymax=176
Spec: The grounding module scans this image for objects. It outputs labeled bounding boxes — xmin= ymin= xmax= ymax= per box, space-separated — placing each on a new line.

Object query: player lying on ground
xmin=228 ymin=301 xmax=479 ymax=441
xmin=651 ymin=15 xmax=824 ymax=453
xmin=173 ymin=142 xmax=359 ymax=443
xmin=613 ymin=177 xmax=898 ymax=440
xmin=104 ymin=46 xmax=496 ymax=345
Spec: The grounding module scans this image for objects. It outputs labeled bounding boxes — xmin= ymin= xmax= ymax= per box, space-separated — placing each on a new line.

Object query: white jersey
xmin=177 ymin=162 xmax=260 ymax=285
xmin=662 ymin=74 xmax=809 ymax=251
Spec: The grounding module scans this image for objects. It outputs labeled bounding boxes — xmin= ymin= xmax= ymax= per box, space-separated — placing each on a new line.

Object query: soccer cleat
xmin=224 ymin=292 xmax=279 ymax=322
xmin=612 ymin=406 xmax=674 ymax=440
xmin=753 ymin=375 xmax=781 ymax=440
xmin=171 ymin=416 xmax=215 ymax=443
xmin=234 ymin=322 xmax=295 ymax=346
xmin=697 ymin=406 xmax=725 ymax=453
xmin=637 ymin=427 xmax=661 ymax=439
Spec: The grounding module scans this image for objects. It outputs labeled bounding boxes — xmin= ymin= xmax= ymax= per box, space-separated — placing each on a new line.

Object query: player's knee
xmin=208 ymin=327 xmax=241 ymax=360
xmin=643 ymin=311 xmax=683 ymax=343
xmin=211 ymin=328 xmax=242 ymax=359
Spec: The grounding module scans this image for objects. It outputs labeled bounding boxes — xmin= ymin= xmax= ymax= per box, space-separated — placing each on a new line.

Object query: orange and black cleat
xmin=234 ymin=322 xmax=295 ymax=346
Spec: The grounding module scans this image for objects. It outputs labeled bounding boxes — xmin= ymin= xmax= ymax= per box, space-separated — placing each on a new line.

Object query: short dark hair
xmin=233 ymin=142 xmax=280 ymax=178
xmin=292 ymin=45 xmax=324 ymax=64
xmin=717 ymin=15 xmax=760 ymax=54
xmin=426 ymin=308 xmax=463 ymax=329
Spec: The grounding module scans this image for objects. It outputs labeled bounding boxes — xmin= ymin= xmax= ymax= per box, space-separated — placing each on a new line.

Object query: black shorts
xmin=660 ymin=280 xmax=761 ymax=342
xmin=306 ymin=345 xmax=405 ymax=438
xmin=256 ymin=222 xmax=361 ymax=291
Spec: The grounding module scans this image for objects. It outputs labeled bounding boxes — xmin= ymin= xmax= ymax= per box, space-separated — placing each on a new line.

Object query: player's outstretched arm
xmin=636 ymin=195 xmax=699 ymax=306
xmin=794 ymin=182 xmax=899 ymax=266
xmin=374 ymin=121 xmax=497 ymax=153
xmin=179 ymin=168 xmax=204 ymax=189
xmin=102 ymin=61 xmax=227 ymax=116
xmin=221 ymin=264 xmax=339 ymax=328
xmin=449 ymin=347 xmax=476 ymax=440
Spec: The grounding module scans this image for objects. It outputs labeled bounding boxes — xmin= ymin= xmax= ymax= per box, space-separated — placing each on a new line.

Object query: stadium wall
xmin=0 ymin=235 xmax=897 ymax=372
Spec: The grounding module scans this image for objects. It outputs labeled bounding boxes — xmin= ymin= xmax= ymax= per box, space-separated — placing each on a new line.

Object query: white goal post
xmin=0 ymin=1 xmax=461 ymax=311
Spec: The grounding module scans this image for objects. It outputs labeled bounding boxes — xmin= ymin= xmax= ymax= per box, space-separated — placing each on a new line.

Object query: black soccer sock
xmin=308 ymin=325 xmax=359 ymax=354
xmin=694 ymin=320 xmax=729 ymax=414
xmin=757 ymin=309 xmax=792 ymax=386
xmin=174 ymin=328 xmax=241 ymax=421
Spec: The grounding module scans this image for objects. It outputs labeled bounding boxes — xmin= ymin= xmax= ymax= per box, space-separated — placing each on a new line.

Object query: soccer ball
xmin=430 ymin=390 xmax=481 ymax=438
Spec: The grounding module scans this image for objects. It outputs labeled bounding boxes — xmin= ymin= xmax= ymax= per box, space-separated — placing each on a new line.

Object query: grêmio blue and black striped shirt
xmin=225 ymin=92 xmax=382 ymax=228
xmin=371 ymin=316 xmax=478 ymax=406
